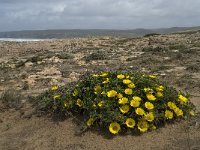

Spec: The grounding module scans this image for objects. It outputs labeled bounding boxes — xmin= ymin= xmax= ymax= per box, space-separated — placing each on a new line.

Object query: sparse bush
xmin=169 ymin=44 xmax=187 ymax=50
xmin=0 ymin=89 xmax=22 ymax=109
xmin=56 ymin=53 xmax=74 ymax=59
xmin=84 ymin=51 xmax=108 ymax=62
xmin=142 ymin=46 xmax=166 ymax=52
xmin=144 ymin=33 xmax=160 ymax=37
xmin=174 ymin=53 xmax=183 ymax=60
xmin=0 ymin=63 xmax=9 ymax=71
xmin=30 ymin=55 xmax=44 ymax=63
xmin=186 ymin=64 xmax=200 ymax=72
xmin=38 ymin=71 xmax=195 ymax=135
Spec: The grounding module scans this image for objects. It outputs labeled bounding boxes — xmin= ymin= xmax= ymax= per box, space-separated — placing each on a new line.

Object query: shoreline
xmin=0 ymin=38 xmax=53 ymax=42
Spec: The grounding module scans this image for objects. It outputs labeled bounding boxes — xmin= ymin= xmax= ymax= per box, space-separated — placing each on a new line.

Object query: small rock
xmin=50 ymin=78 xmax=59 ymax=85
xmin=160 ymin=73 xmax=166 ymax=76
xmin=9 ymin=64 xmax=16 ymax=69
xmin=37 ymin=61 xmax=42 ymax=65
xmin=172 ymin=49 xmax=179 ymax=52
xmin=25 ymin=62 xmax=34 ymax=67
xmin=164 ymin=57 xmax=170 ymax=60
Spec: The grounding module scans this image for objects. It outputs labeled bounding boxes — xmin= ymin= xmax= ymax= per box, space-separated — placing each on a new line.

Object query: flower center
xmin=128 ymin=122 xmax=133 ymax=126
xmin=113 ymin=126 xmax=118 ymax=131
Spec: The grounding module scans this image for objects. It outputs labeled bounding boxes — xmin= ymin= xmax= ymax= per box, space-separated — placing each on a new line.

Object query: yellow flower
xmin=130 ymin=100 xmax=140 ymax=107
xmin=51 ymin=85 xmax=58 ymax=91
xmin=119 ymin=105 xmax=130 ymax=114
xmin=117 ymin=93 xmax=123 ymax=99
xmin=102 ymin=78 xmax=110 ymax=84
xmin=109 ymin=122 xmax=121 ymax=134
xmin=123 ymin=79 xmax=132 ymax=84
xmin=151 ymin=125 xmax=157 ymax=130
xmin=118 ymin=97 xmax=128 ymax=104
xmin=86 ymin=118 xmax=94 ymax=127
xmin=189 ymin=110 xmax=195 ymax=116
xmin=100 ymin=73 xmax=108 ymax=77
xmin=125 ymin=118 xmax=136 ymax=128
xmin=98 ymin=101 xmax=105 ymax=107
xmin=124 ymin=88 xmax=133 ymax=95
xmin=167 ymin=102 xmax=177 ymax=110
xmin=107 ymin=90 xmax=118 ymax=97
xmin=137 ymin=121 xmax=149 ymax=132
xmin=156 ymin=85 xmax=164 ymax=92
xmin=64 ymin=101 xmax=70 ymax=107
xmin=144 ymin=102 xmax=154 ymax=110
xmin=144 ymin=87 xmax=153 ymax=94
xmin=132 ymin=96 xmax=142 ymax=101
xmin=156 ymin=92 xmax=163 ymax=97
xmin=117 ymin=74 xmax=125 ymax=79
xmin=94 ymin=85 xmax=102 ymax=94
xmin=146 ymin=94 xmax=156 ymax=101
xmin=135 ymin=108 xmax=145 ymax=115
xmin=72 ymin=89 xmax=78 ymax=96
xmin=76 ymin=99 xmax=83 ymax=107
xmin=174 ymin=108 xmax=183 ymax=116
xmin=149 ymin=75 xmax=157 ymax=79
xmin=101 ymin=91 xmax=106 ymax=95
xmin=165 ymin=110 xmax=173 ymax=119
xmin=92 ymin=104 xmax=97 ymax=108
xmin=178 ymin=94 xmax=188 ymax=103
xmin=53 ymin=95 xmax=60 ymax=100
xmin=144 ymin=112 xmax=154 ymax=122
xmin=92 ymin=74 xmax=99 ymax=77
xmin=126 ymin=75 xmax=130 ymax=79
xmin=128 ymin=83 xmax=136 ymax=88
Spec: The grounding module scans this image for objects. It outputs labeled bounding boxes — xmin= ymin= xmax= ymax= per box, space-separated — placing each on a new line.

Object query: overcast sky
xmin=0 ymin=0 xmax=200 ymax=31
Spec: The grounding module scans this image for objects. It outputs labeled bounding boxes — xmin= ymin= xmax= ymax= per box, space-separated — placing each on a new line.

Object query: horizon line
xmin=1 ymin=25 xmax=200 ymax=33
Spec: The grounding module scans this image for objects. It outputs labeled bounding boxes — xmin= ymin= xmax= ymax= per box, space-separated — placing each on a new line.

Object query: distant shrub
xmin=142 ymin=46 xmax=166 ymax=52
xmin=84 ymin=51 xmax=108 ymax=62
xmin=56 ymin=53 xmax=74 ymax=59
xmin=0 ymin=89 xmax=22 ymax=109
xmin=186 ymin=64 xmax=200 ymax=72
xmin=38 ymin=71 xmax=195 ymax=135
xmin=144 ymin=33 xmax=160 ymax=37
xmin=169 ymin=44 xmax=187 ymax=50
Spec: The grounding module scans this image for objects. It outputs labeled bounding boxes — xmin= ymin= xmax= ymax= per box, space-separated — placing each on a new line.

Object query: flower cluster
xmin=41 ymin=72 xmax=195 ymax=135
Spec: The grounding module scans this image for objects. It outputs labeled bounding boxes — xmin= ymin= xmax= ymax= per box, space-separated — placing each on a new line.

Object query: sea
xmin=0 ymin=38 xmax=52 ymax=42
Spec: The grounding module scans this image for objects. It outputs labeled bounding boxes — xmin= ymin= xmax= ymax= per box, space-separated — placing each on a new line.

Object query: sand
xmin=0 ymin=33 xmax=200 ymax=150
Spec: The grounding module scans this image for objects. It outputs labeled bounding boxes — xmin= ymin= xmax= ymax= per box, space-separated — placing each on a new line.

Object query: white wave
xmin=0 ymin=38 xmax=52 ymax=42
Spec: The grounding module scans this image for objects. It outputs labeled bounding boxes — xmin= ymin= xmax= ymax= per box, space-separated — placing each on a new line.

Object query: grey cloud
xmin=0 ymin=0 xmax=200 ymax=31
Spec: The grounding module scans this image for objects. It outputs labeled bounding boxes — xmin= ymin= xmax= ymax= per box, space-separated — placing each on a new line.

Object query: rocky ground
xmin=0 ymin=32 xmax=200 ymax=150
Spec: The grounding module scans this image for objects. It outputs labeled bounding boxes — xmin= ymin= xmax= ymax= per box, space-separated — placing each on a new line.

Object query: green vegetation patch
xmin=37 ymin=71 xmax=195 ymax=135
xmin=84 ymin=50 xmax=109 ymax=62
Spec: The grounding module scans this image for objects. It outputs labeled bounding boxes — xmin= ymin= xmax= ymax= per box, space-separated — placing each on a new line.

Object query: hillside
xmin=0 ymin=26 xmax=200 ymax=39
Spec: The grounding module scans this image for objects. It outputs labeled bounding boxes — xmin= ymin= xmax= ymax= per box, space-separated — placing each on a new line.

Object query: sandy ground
xmin=0 ymin=33 xmax=200 ymax=150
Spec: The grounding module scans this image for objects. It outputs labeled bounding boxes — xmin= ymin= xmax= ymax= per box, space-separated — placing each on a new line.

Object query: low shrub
xmin=169 ymin=44 xmax=187 ymax=50
xmin=38 ymin=71 xmax=195 ymax=135
xmin=0 ymin=89 xmax=22 ymax=109
xmin=84 ymin=51 xmax=108 ymax=62
xmin=142 ymin=46 xmax=166 ymax=52
xmin=144 ymin=33 xmax=160 ymax=37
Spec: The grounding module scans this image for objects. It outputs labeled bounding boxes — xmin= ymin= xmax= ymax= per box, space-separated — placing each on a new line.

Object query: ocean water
xmin=0 ymin=38 xmax=51 ymax=42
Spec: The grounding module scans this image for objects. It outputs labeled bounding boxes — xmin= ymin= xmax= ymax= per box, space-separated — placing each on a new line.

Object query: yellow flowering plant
xmin=38 ymin=71 xmax=195 ymax=135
